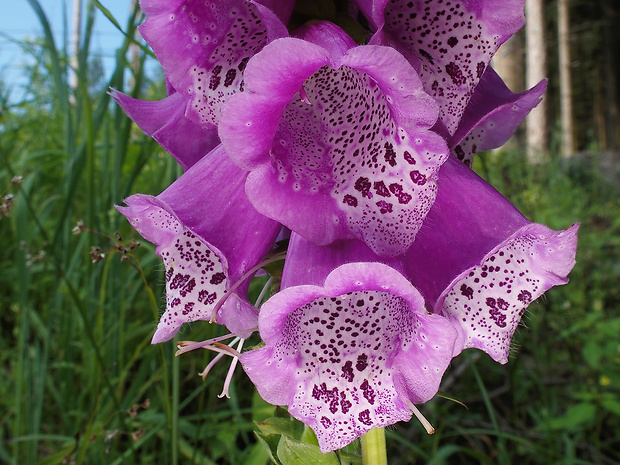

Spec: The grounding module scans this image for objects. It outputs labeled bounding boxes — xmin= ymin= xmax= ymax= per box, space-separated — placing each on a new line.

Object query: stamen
xmin=199 ymin=352 xmax=225 ymax=380
xmin=175 ymin=329 xmax=256 ymax=356
xmin=209 ymin=252 xmax=286 ymax=323
xmin=406 ymin=400 xmax=435 ymax=434
xmin=218 ymin=338 xmax=245 ymax=399
xmin=254 ymin=276 xmax=274 ymax=308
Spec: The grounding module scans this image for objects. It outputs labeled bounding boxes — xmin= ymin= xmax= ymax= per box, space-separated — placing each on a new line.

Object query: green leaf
xmin=277 ymin=435 xmax=340 ymax=465
xmin=601 ymin=399 xmax=620 ymax=416
xmin=583 ymin=340 xmax=603 ymax=368
xmin=256 ymin=433 xmax=283 ymax=465
xmin=542 ymin=402 xmax=597 ymax=430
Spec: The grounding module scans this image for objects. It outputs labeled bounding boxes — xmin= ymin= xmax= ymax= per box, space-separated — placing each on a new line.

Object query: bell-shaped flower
xmin=241 ymin=234 xmax=457 ymax=452
xmin=117 ymin=145 xmax=281 ymax=343
xmin=449 ymin=67 xmax=547 ymax=165
xmin=405 ymin=155 xmax=579 ymax=363
xmin=219 ymin=21 xmax=449 ymax=257
xmin=112 ymin=0 xmax=290 ymax=170
xmin=356 ymin=0 xmax=528 ymax=135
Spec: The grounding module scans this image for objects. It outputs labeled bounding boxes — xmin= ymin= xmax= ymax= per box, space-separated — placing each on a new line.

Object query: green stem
xmin=361 ymin=427 xmax=388 ymax=465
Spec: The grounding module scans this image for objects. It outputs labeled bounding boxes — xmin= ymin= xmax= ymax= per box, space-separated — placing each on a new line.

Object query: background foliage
xmin=1 ymin=1 xmax=619 ymax=464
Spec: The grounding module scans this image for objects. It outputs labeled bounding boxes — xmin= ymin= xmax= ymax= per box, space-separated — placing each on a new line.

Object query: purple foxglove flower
xmin=112 ymin=0 xmax=289 ymax=170
xmin=356 ymin=0 xmax=527 ymax=135
xmin=117 ymin=145 xmax=281 ymax=343
xmin=139 ymin=0 xmax=288 ymax=129
xmin=111 ymin=90 xmax=220 ymax=170
xmin=241 ymin=255 xmax=456 ymax=452
xmin=405 ymin=156 xmax=579 ymax=363
xmin=449 ymin=68 xmax=547 ymax=165
xmin=219 ymin=22 xmax=449 ymax=257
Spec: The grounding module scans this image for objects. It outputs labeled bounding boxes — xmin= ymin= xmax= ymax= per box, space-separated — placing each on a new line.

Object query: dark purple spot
xmin=356 ymin=354 xmax=368 ymax=372
xmin=384 ymin=142 xmax=397 ymax=167
xmin=360 ymin=379 xmax=376 ymax=405
xmin=209 ymin=65 xmax=222 ymax=90
xmin=238 ymin=57 xmax=250 ymax=72
xmin=198 ymin=290 xmax=217 ymax=304
xmin=447 ymin=37 xmax=458 ymax=47
xmin=477 ymin=61 xmax=486 ymax=78
xmin=358 ymin=409 xmax=372 ymax=426
xmin=410 ymin=171 xmax=427 ymax=185
xmin=355 ymin=177 xmax=372 ymax=198
xmin=320 ymin=416 xmax=331 ymax=428
xmin=224 ymin=68 xmax=237 ymax=87
xmin=182 ymin=302 xmax=195 ymax=315
xmin=419 ymin=49 xmax=434 ymax=65
xmin=342 ymin=361 xmax=354 ymax=382
xmin=446 ymin=62 xmax=466 ymax=86
xmin=343 ymin=194 xmax=358 ymax=207
xmin=376 ymin=200 xmax=393 ymax=214
xmin=340 ymin=397 xmax=352 ymax=414
xmin=460 ymin=284 xmax=474 ymax=300
xmin=518 ymin=290 xmax=532 ymax=304
xmin=210 ymin=272 xmax=226 ymax=285
xmin=373 ymin=181 xmax=391 ymax=197
xmin=454 ymin=145 xmax=465 ymax=160
xmin=403 ymin=151 xmax=416 ymax=165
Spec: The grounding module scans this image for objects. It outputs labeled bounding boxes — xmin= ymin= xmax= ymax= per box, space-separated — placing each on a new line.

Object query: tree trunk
xmin=525 ymin=0 xmax=548 ymax=162
xmin=69 ymin=0 xmax=82 ymax=101
xmin=558 ymin=0 xmax=574 ymax=157
xmin=492 ymin=31 xmax=525 ymax=149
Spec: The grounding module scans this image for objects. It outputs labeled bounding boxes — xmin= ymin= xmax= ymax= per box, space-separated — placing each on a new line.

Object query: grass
xmin=1 ymin=1 xmax=619 ymax=464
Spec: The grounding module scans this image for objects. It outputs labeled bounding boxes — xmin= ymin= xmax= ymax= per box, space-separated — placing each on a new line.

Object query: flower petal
xmin=138 ymin=0 xmax=288 ymax=129
xmin=438 ymin=222 xmax=578 ymax=363
xmin=405 ymin=156 xmax=579 ymax=363
xmin=117 ymin=145 xmax=281 ymax=342
xmin=361 ymin=0 xmax=527 ymax=134
xmin=450 ymin=68 xmax=547 ymax=165
xmin=110 ymin=90 xmax=219 ymax=170
xmin=241 ymin=263 xmax=456 ymax=452
xmin=220 ymin=30 xmax=448 ymax=256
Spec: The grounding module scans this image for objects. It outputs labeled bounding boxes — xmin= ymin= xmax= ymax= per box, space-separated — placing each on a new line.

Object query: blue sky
xmin=1 ymin=0 xmax=137 ymax=100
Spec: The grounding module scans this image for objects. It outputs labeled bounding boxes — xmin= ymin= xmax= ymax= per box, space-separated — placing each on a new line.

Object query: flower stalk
xmin=361 ymin=427 xmax=388 ymax=465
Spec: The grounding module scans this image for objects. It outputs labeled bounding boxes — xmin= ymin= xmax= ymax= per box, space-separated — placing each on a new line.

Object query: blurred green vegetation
xmin=1 ymin=1 xmax=619 ymax=464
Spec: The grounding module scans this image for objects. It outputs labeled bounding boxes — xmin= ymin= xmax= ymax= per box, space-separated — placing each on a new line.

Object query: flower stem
xmin=361 ymin=427 xmax=388 ymax=465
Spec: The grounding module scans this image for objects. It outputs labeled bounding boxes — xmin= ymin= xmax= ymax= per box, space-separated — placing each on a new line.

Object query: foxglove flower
xmin=449 ymin=68 xmax=547 ymax=165
xmin=241 ymin=247 xmax=456 ymax=452
xmin=356 ymin=0 xmax=528 ymax=135
xmin=220 ymin=22 xmax=449 ymax=257
xmin=117 ymin=145 xmax=281 ymax=342
xmin=112 ymin=0 xmax=290 ymax=169
xmin=405 ymin=156 xmax=579 ymax=363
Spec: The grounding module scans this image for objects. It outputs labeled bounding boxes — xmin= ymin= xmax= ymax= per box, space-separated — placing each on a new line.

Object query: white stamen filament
xmin=199 ymin=352 xmax=225 ymax=380
xmin=218 ymin=338 xmax=245 ymax=399
xmin=254 ymin=275 xmax=274 ymax=308
xmin=175 ymin=329 xmax=256 ymax=356
xmin=407 ymin=400 xmax=435 ymax=434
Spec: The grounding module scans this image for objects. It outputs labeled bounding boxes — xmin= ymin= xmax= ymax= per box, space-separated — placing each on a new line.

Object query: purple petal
xmin=362 ymin=0 xmax=527 ymax=134
xmin=220 ymin=31 xmax=448 ymax=257
xmin=138 ymin=0 xmax=288 ymax=129
xmin=117 ymin=145 xmax=281 ymax=342
xmin=255 ymin=0 xmax=295 ymax=23
xmin=450 ymin=68 xmax=547 ymax=164
xmin=405 ymin=156 xmax=579 ymax=363
xmin=241 ymin=262 xmax=456 ymax=452
xmin=281 ymin=232 xmax=407 ymax=289
xmin=110 ymin=90 xmax=219 ymax=170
